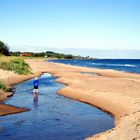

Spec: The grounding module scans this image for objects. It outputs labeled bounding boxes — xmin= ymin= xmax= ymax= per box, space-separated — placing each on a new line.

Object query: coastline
xmin=1 ymin=59 xmax=140 ymax=140
xmin=27 ymin=59 xmax=140 ymax=140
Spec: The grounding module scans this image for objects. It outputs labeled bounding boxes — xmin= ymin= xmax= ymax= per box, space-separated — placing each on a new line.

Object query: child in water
xmin=33 ymin=77 xmax=39 ymax=94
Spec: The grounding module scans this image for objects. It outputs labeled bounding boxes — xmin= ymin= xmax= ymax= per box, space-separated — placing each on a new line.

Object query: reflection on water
xmin=33 ymin=93 xmax=38 ymax=110
xmin=0 ymin=73 xmax=114 ymax=140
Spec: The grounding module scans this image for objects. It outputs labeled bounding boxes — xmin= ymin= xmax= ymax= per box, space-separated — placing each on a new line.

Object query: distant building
xmin=22 ymin=52 xmax=32 ymax=57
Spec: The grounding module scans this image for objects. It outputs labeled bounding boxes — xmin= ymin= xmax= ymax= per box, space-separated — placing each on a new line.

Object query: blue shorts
xmin=34 ymin=85 xmax=38 ymax=89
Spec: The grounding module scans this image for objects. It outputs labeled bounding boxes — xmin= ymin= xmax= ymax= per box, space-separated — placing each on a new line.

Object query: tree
xmin=0 ymin=41 xmax=10 ymax=56
xmin=0 ymin=41 xmax=5 ymax=53
xmin=64 ymin=54 xmax=74 ymax=59
xmin=3 ymin=44 xmax=10 ymax=56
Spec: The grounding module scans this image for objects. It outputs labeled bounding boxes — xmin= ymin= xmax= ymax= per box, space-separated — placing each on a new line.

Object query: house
xmin=22 ymin=52 xmax=32 ymax=57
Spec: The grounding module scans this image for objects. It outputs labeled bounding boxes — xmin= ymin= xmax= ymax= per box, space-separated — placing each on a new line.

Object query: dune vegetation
xmin=0 ymin=81 xmax=6 ymax=90
xmin=0 ymin=56 xmax=31 ymax=75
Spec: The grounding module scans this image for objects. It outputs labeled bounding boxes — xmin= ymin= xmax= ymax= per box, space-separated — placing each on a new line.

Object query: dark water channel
xmin=0 ymin=73 xmax=114 ymax=140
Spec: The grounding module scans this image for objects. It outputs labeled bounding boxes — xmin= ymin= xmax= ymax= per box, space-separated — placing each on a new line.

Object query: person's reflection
xmin=33 ymin=93 xmax=38 ymax=110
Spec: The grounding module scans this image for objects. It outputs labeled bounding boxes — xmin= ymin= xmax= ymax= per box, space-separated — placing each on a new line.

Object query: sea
xmin=49 ymin=59 xmax=140 ymax=74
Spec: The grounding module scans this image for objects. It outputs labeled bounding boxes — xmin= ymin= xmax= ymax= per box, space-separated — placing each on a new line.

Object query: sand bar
xmin=1 ymin=59 xmax=140 ymax=140
xmin=26 ymin=59 xmax=140 ymax=140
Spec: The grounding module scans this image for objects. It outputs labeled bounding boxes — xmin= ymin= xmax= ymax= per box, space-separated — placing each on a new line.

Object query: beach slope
xmin=1 ymin=59 xmax=140 ymax=140
xmin=26 ymin=59 xmax=140 ymax=140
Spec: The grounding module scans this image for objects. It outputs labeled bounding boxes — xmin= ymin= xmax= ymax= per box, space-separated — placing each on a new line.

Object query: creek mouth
xmin=0 ymin=73 xmax=114 ymax=140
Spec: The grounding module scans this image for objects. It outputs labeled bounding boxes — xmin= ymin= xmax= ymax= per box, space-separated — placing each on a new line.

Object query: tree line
xmin=0 ymin=40 xmax=92 ymax=59
xmin=10 ymin=51 xmax=85 ymax=59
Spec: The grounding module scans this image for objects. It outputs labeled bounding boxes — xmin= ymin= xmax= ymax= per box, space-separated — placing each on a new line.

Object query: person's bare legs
xmin=33 ymin=89 xmax=38 ymax=96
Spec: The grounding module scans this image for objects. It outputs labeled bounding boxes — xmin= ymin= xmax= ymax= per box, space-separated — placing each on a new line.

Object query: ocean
xmin=49 ymin=59 xmax=140 ymax=74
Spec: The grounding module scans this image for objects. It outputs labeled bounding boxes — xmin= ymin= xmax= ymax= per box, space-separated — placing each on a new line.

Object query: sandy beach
xmin=1 ymin=59 xmax=140 ymax=140
xmin=0 ymin=66 xmax=41 ymax=115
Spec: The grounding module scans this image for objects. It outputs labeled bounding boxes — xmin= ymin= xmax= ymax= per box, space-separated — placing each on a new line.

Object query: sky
xmin=0 ymin=0 xmax=140 ymax=58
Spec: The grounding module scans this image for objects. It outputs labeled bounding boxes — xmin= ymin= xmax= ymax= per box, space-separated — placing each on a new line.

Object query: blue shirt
xmin=33 ymin=79 xmax=38 ymax=87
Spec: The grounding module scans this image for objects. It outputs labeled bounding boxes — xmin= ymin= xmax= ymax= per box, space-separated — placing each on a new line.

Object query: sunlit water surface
xmin=0 ymin=73 xmax=114 ymax=140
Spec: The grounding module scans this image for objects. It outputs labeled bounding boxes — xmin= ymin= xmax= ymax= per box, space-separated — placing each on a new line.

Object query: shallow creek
xmin=0 ymin=73 xmax=114 ymax=140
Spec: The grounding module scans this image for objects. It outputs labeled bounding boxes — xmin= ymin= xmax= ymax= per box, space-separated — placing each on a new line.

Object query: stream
xmin=0 ymin=73 xmax=114 ymax=140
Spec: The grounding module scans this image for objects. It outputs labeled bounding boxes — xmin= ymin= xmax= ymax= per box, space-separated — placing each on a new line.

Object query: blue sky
xmin=0 ymin=0 xmax=140 ymax=58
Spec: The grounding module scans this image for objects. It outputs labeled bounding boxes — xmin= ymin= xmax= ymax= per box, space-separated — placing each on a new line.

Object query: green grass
xmin=0 ymin=81 xmax=6 ymax=90
xmin=0 ymin=56 xmax=32 ymax=75
xmin=0 ymin=81 xmax=13 ymax=92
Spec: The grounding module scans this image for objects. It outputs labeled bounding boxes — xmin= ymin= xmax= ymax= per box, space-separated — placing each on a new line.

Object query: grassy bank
xmin=0 ymin=81 xmax=6 ymax=90
xmin=0 ymin=56 xmax=31 ymax=75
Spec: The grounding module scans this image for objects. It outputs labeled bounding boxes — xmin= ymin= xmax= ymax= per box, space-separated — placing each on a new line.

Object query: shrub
xmin=0 ymin=56 xmax=31 ymax=75
xmin=0 ymin=82 xmax=6 ymax=90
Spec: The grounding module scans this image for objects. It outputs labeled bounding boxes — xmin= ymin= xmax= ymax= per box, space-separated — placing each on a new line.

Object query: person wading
xmin=33 ymin=77 xmax=39 ymax=95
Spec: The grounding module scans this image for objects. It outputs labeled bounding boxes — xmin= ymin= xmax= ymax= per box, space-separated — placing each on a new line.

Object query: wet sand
xmin=1 ymin=59 xmax=140 ymax=140
xmin=0 ymin=104 xmax=28 ymax=116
